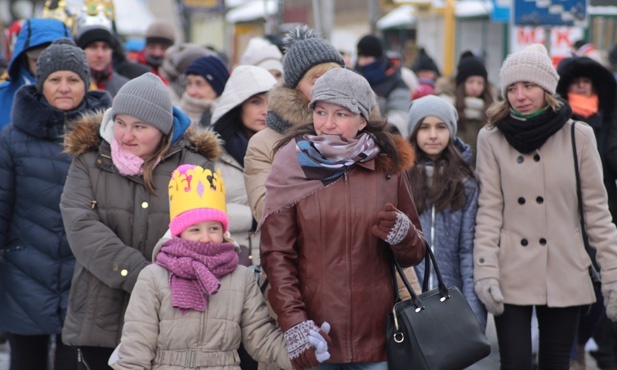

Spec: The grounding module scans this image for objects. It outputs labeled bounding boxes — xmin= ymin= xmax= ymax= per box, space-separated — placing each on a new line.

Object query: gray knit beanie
xmin=309 ymin=68 xmax=376 ymax=121
xmin=36 ymin=38 xmax=90 ymax=93
xmin=282 ymin=25 xmax=345 ymax=89
xmin=407 ymin=95 xmax=458 ymax=137
xmin=499 ymin=43 xmax=559 ymax=97
xmin=111 ymin=73 xmax=173 ymax=134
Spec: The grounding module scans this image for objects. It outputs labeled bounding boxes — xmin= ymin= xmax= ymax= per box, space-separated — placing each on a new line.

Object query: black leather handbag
xmin=386 ymin=248 xmax=491 ymax=370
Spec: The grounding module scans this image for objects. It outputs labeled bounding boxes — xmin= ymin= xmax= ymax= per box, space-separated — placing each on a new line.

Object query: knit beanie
xmin=411 ymin=48 xmax=441 ymax=77
xmin=282 ymin=25 xmax=345 ymax=88
xmin=36 ymin=38 xmax=90 ymax=93
xmin=309 ymin=68 xmax=376 ymax=121
xmin=239 ymin=37 xmax=283 ymax=75
xmin=112 ymin=73 xmax=173 ymax=134
xmin=456 ymin=54 xmax=487 ymax=86
xmin=168 ymin=165 xmax=228 ymax=236
xmin=145 ymin=20 xmax=176 ymax=46
xmin=499 ymin=43 xmax=559 ymax=97
xmin=185 ymin=55 xmax=230 ymax=97
xmin=76 ymin=25 xmax=114 ymax=49
xmin=160 ymin=44 xmax=212 ymax=81
xmin=407 ymin=95 xmax=458 ymax=137
xmin=357 ymin=35 xmax=384 ymax=58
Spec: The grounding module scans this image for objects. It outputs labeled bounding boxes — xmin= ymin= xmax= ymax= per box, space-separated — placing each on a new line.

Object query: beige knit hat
xmin=499 ymin=43 xmax=559 ymax=97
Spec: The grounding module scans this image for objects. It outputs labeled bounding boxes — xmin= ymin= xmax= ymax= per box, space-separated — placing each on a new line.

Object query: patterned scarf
xmin=155 ymin=238 xmax=239 ymax=313
xmin=259 ymin=133 xmax=380 ymax=227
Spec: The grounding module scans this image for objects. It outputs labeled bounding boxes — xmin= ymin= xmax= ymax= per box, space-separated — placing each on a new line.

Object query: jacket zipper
xmin=344 ymin=168 xmax=353 ymax=359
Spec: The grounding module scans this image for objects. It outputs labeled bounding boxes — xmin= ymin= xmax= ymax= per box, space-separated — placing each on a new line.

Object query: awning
xmin=455 ymin=0 xmax=494 ymax=18
xmin=225 ymin=0 xmax=278 ymax=23
xmin=377 ymin=5 xmax=417 ymax=29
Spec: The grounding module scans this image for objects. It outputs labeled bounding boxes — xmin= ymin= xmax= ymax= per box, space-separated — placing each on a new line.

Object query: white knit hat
xmin=211 ymin=65 xmax=277 ymax=123
xmin=499 ymin=43 xmax=559 ymax=97
xmin=239 ymin=37 xmax=283 ymax=75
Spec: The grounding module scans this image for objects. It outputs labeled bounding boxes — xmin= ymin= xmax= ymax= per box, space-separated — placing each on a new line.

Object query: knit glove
xmin=308 ymin=322 xmax=331 ymax=363
xmin=372 ymin=203 xmax=414 ymax=245
xmin=603 ymin=281 xmax=617 ymax=321
xmin=475 ymin=278 xmax=504 ymax=316
xmin=284 ymin=320 xmax=332 ymax=370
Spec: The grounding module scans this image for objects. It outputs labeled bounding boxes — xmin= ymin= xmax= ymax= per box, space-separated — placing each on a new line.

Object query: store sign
xmin=510 ymin=26 xmax=584 ymax=65
xmin=513 ymin=0 xmax=588 ymax=27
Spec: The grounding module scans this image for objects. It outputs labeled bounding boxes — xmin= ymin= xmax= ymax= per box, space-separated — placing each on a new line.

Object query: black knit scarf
xmin=496 ymin=102 xmax=572 ymax=153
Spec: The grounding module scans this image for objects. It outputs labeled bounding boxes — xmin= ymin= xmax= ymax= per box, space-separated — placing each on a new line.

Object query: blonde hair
xmin=486 ymin=90 xmax=563 ymax=128
xmin=298 ymin=62 xmax=341 ymax=86
xmin=142 ymin=134 xmax=172 ymax=195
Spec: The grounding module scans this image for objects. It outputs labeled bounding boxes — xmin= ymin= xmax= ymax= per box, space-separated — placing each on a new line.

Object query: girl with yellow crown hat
xmin=112 ymin=164 xmax=330 ymax=370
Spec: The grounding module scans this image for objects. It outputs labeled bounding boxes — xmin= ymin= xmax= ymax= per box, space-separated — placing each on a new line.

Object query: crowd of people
xmin=1 ymin=9 xmax=617 ymax=370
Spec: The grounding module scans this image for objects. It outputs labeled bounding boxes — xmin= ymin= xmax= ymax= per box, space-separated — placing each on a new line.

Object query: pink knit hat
xmin=168 ymin=164 xmax=229 ymax=236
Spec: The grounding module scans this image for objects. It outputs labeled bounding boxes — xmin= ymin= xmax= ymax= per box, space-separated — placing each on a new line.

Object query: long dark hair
xmin=454 ymin=80 xmax=493 ymax=131
xmin=212 ymin=106 xmax=242 ymax=144
xmin=408 ymin=128 xmax=476 ymax=214
xmin=274 ymin=112 xmax=400 ymax=169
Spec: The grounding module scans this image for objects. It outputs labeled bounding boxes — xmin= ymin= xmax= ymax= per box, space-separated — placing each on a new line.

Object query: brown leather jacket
xmin=260 ymin=136 xmax=426 ymax=363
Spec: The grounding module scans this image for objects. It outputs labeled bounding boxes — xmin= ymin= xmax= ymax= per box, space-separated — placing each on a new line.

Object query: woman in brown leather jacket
xmin=259 ymin=68 xmax=427 ymax=370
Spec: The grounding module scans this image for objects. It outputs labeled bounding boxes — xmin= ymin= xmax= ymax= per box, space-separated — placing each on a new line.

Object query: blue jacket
xmin=0 ymin=18 xmax=72 ymax=129
xmin=413 ymin=138 xmax=487 ymax=329
xmin=0 ymin=84 xmax=111 ymax=335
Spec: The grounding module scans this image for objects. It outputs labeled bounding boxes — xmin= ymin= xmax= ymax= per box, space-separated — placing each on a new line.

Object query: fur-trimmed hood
xmin=265 ymin=82 xmax=312 ymax=133
xmin=63 ymin=108 xmax=221 ymax=160
xmin=375 ymin=134 xmax=415 ymax=173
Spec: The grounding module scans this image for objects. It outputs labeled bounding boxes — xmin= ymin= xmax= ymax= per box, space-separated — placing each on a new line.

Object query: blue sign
xmin=514 ymin=0 xmax=588 ymax=27
xmin=491 ymin=0 xmax=510 ymax=22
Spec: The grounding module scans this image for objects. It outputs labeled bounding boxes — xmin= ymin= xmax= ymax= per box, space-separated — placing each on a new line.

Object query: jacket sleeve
xmin=577 ymin=124 xmax=617 ymax=283
xmin=241 ymin=269 xmax=292 ymax=370
xmin=260 ymin=205 xmax=306 ymax=331
xmin=474 ymin=128 xmax=504 ymax=282
xmin=459 ymin=180 xmax=487 ymax=329
xmin=244 ymin=133 xmax=272 ymax=222
xmin=0 ymin=126 xmax=15 ymax=246
xmin=60 ymin=155 xmax=149 ymax=293
xmin=390 ymin=172 xmax=427 ymax=267
xmin=115 ymin=268 xmax=160 ymax=370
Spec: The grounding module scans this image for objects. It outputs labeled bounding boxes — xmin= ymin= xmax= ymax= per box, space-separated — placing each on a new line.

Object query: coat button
xmin=539 ymin=238 xmax=547 ymax=245
xmin=517 ymin=156 xmax=524 ymax=164
xmin=521 ymin=239 xmax=529 ymax=246
xmin=141 ymin=202 xmax=149 ymax=209
xmin=534 ymin=154 xmax=541 ymax=162
xmin=479 ymin=258 xmax=485 ymax=263
xmin=121 ymin=269 xmax=128 ymax=277
xmin=518 ymin=197 xmax=526 ymax=205
xmin=536 ymin=196 xmax=544 ymax=204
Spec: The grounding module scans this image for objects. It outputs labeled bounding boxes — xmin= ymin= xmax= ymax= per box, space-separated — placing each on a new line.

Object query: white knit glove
xmin=475 ymin=278 xmax=504 ymax=316
xmin=284 ymin=320 xmax=332 ymax=370
xmin=603 ymin=281 xmax=617 ymax=321
xmin=308 ymin=322 xmax=331 ymax=363
xmin=372 ymin=203 xmax=412 ymax=245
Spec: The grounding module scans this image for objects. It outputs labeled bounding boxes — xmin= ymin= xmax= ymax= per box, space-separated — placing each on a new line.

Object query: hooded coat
xmin=60 ymin=109 xmax=221 ymax=347
xmin=0 ymin=18 xmax=73 ymax=129
xmin=0 ymin=84 xmax=112 ymax=335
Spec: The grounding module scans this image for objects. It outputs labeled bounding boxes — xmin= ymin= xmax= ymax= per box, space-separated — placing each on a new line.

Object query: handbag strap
xmin=570 ymin=121 xmax=594 ymax=259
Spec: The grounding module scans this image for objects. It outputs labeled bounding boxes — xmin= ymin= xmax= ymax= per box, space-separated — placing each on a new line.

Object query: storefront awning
xmin=225 ymin=0 xmax=277 ymax=23
xmin=377 ymin=5 xmax=417 ymax=29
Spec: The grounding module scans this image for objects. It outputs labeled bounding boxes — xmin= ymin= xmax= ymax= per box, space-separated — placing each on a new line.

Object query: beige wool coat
xmin=115 ymin=264 xmax=292 ymax=370
xmin=474 ymin=120 xmax=617 ymax=307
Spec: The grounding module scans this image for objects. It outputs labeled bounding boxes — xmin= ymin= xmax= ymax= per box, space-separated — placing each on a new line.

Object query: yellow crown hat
xmin=168 ymin=165 xmax=227 ymax=236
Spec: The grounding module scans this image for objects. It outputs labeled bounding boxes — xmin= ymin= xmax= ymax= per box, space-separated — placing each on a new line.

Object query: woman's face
xmin=113 ymin=114 xmax=164 ymax=159
xmin=506 ymin=82 xmax=546 ymax=115
xmin=42 ymin=70 xmax=85 ymax=111
xmin=313 ymin=101 xmax=367 ymax=139
xmin=464 ymin=76 xmax=486 ymax=98
xmin=241 ymin=93 xmax=268 ymax=136
xmin=186 ymin=74 xmax=217 ymax=100
xmin=568 ymin=77 xmax=594 ymax=97
xmin=414 ymin=116 xmax=451 ymax=161
xmin=180 ymin=221 xmax=224 ymax=244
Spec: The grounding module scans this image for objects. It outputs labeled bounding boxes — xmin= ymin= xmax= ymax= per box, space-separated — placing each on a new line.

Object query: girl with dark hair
xmin=406 ymin=95 xmax=486 ymax=330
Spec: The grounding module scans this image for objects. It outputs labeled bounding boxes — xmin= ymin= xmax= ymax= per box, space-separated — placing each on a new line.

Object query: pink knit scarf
xmin=111 ymin=138 xmax=161 ymax=176
xmin=155 ymin=238 xmax=239 ymax=313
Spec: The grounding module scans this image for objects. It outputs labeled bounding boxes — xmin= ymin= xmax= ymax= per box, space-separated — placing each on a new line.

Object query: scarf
xmin=155 ymin=238 xmax=239 ymax=313
xmin=111 ymin=138 xmax=161 ymax=176
xmin=259 ymin=133 xmax=380 ymax=227
xmin=496 ymin=102 xmax=572 ymax=154
xmin=568 ymin=92 xmax=599 ymax=119
xmin=356 ymin=58 xmax=387 ymax=85
xmin=225 ymin=130 xmax=249 ymax=168
xmin=91 ymin=62 xmax=114 ymax=87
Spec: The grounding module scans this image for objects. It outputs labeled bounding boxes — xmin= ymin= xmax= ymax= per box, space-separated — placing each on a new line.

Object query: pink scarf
xmin=155 ymin=238 xmax=239 ymax=313
xmin=111 ymin=138 xmax=161 ymax=176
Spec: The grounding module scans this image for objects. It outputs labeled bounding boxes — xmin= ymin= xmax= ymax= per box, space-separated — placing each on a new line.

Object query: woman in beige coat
xmin=473 ymin=43 xmax=617 ymax=370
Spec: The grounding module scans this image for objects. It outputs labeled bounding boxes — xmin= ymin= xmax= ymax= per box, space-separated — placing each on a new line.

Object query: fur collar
xmin=374 ymin=134 xmax=415 ymax=173
xmin=266 ymin=83 xmax=312 ymax=129
xmin=63 ymin=111 xmax=221 ymax=160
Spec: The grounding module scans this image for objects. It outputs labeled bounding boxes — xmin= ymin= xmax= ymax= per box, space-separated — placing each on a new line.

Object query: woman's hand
xmin=284 ymin=320 xmax=332 ymax=370
xmin=372 ymin=203 xmax=411 ymax=245
xmin=602 ymin=281 xmax=617 ymax=321
xmin=475 ymin=278 xmax=504 ymax=316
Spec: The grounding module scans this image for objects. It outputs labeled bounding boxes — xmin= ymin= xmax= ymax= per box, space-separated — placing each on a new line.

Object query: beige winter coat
xmin=474 ymin=120 xmax=617 ymax=307
xmin=115 ymin=264 xmax=292 ymax=370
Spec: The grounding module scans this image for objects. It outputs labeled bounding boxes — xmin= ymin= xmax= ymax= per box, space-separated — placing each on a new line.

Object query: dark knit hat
xmin=76 ymin=25 xmax=114 ymax=49
xmin=357 ymin=35 xmax=384 ymax=58
xmin=36 ymin=38 xmax=90 ymax=93
xmin=456 ymin=54 xmax=487 ymax=86
xmin=146 ymin=20 xmax=176 ymax=46
xmin=411 ymin=48 xmax=441 ymax=77
xmin=282 ymin=25 xmax=345 ymax=89
xmin=112 ymin=73 xmax=173 ymax=134
xmin=185 ymin=55 xmax=229 ymax=97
